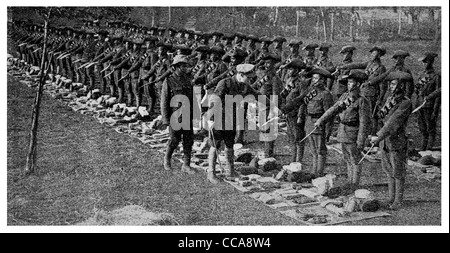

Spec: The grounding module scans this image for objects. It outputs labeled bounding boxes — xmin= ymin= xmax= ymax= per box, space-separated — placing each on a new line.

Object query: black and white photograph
xmin=3 ymin=1 xmax=448 ymax=235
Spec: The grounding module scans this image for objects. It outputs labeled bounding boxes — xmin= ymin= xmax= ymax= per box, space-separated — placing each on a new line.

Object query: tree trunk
xmin=330 ymin=12 xmax=335 ymax=41
xmin=274 ymin=6 xmax=279 ymax=27
xmin=168 ymin=6 xmax=171 ymax=24
xmin=25 ymin=10 xmax=51 ymax=174
xmin=321 ymin=8 xmax=327 ymax=41
xmin=434 ymin=10 xmax=440 ymax=42
xmin=398 ymin=8 xmax=402 ymax=35
xmin=350 ymin=10 xmax=355 ymax=42
xmin=296 ymin=10 xmax=300 ymax=37
xmin=315 ymin=15 xmax=320 ymax=40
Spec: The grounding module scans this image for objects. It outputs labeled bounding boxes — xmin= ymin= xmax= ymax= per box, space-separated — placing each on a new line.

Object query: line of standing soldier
xmin=10 ymin=19 xmax=441 ymax=209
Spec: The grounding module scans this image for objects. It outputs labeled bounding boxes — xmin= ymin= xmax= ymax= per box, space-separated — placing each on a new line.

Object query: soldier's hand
xmin=370 ymin=136 xmax=380 ymax=145
xmin=314 ymin=121 xmax=322 ymax=129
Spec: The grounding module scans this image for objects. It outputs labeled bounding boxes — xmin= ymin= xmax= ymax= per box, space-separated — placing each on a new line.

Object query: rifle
xmin=100 ymin=63 xmax=111 ymax=73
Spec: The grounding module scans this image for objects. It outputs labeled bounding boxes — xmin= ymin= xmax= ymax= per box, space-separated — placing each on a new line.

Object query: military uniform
xmin=316 ymin=43 xmax=335 ymax=91
xmin=333 ymin=46 xmax=356 ymax=99
xmin=303 ymin=43 xmax=319 ymax=68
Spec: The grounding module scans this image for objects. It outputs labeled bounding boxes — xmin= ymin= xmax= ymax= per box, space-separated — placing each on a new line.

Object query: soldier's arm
xmin=340 ymin=61 xmax=368 ymax=70
xmin=376 ymin=100 xmax=412 ymax=141
xmin=406 ymin=69 xmax=415 ymax=99
xmin=357 ymin=97 xmax=371 ymax=148
xmin=160 ymin=79 xmax=172 ymax=125
xmin=99 ymin=52 xmax=115 ymax=64
xmin=315 ymin=97 xmax=342 ymax=126
xmin=206 ymin=69 xmax=229 ymax=90
xmin=115 ymin=58 xmax=129 ymax=69
xmin=128 ymin=60 xmax=143 ymax=73
xmin=375 ymin=65 xmax=388 ymax=104
xmin=153 ymin=69 xmax=173 ymax=83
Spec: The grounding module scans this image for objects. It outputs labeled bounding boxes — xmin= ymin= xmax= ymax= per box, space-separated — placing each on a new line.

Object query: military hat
xmin=149 ymin=26 xmax=158 ymax=31
xmin=285 ymin=59 xmax=306 ymax=69
xmin=418 ymin=52 xmax=438 ymax=62
xmin=307 ymin=67 xmax=332 ymax=78
xmin=185 ymin=29 xmax=195 ymax=35
xmin=171 ymin=55 xmax=190 ymax=66
xmin=392 ymin=50 xmax=410 ymax=59
xmin=156 ymin=41 xmax=172 ymax=49
xmin=385 ymin=71 xmax=413 ymax=81
xmin=168 ymin=27 xmax=178 ymax=33
xmin=234 ymin=32 xmax=246 ymax=39
xmin=272 ymin=36 xmax=287 ymax=43
xmin=174 ymin=44 xmax=192 ymax=55
xmin=302 ymin=43 xmax=319 ymax=50
xmin=261 ymin=54 xmax=282 ymax=62
xmin=132 ymin=38 xmax=144 ymax=45
xmin=341 ymin=69 xmax=368 ymax=82
xmin=194 ymin=45 xmax=210 ymax=53
xmin=144 ymin=36 xmax=158 ymax=42
xmin=339 ymin=45 xmax=356 ymax=54
xmin=236 ymin=64 xmax=256 ymax=74
xmin=318 ymin=43 xmax=332 ymax=51
xmin=210 ymin=31 xmax=224 ymax=37
xmin=369 ymin=46 xmax=386 ymax=56
xmin=246 ymin=34 xmax=261 ymax=43
xmin=232 ymin=48 xmax=249 ymax=58
xmin=260 ymin=36 xmax=273 ymax=45
xmin=209 ymin=46 xmax=226 ymax=55
xmin=288 ymin=39 xmax=303 ymax=47
xmin=157 ymin=27 xmax=166 ymax=32
xmin=221 ymin=33 xmax=234 ymax=40
xmin=110 ymin=35 xmax=123 ymax=41
xmin=177 ymin=28 xmax=187 ymax=34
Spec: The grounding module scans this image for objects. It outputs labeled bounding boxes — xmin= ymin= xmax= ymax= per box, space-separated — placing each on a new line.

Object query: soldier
xmin=125 ymin=39 xmax=145 ymax=108
xmin=221 ymin=34 xmax=234 ymax=53
xmin=303 ymin=43 xmax=319 ymax=68
xmin=280 ymin=59 xmax=308 ymax=162
xmin=233 ymin=32 xmax=246 ymax=51
xmin=416 ymin=52 xmax=441 ymax=151
xmin=92 ymin=30 xmax=111 ymax=94
xmin=338 ymin=46 xmax=387 ymax=136
xmin=205 ymin=64 xmax=261 ymax=184
xmin=253 ymin=54 xmax=283 ymax=156
xmin=193 ymin=45 xmax=227 ymax=88
xmin=314 ymin=70 xmax=371 ymax=185
xmin=369 ymin=71 xmax=413 ymax=210
xmin=161 ymin=55 xmax=196 ymax=174
xmin=205 ymin=48 xmax=248 ymax=91
xmin=210 ymin=31 xmax=223 ymax=46
xmin=148 ymin=27 xmax=158 ymax=37
xmin=333 ymin=45 xmax=356 ymax=99
xmin=316 ymin=43 xmax=335 ymax=91
xmin=166 ymin=27 xmax=178 ymax=44
xmin=140 ymin=36 xmax=159 ymax=113
xmin=389 ymin=50 xmax=414 ymax=99
xmin=278 ymin=39 xmax=303 ymax=82
xmin=80 ymin=31 xmax=97 ymax=91
xmin=272 ymin=36 xmax=287 ymax=60
xmin=244 ymin=34 xmax=261 ymax=64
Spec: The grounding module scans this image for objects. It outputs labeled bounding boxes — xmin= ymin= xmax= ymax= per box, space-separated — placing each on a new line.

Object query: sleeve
xmin=376 ymin=100 xmax=412 ymax=141
xmin=160 ymin=79 xmax=171 ymax=125
xmin=341 ymin=61 xmax=368 ymax=70
xmin=357 ymin=97 xmax=371 ymax=147
xmin=316 ymin=96 xmax=342 ymax=126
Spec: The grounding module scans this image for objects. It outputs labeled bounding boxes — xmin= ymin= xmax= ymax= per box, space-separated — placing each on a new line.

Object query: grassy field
xmin=7 ymin=38 xmax=442 ymax=226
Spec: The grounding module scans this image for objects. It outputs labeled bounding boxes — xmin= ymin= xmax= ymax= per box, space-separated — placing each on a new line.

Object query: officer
xmin=338 ymin=46 xmax=387 ymax=136
xmin=333 ymin=45 xmax=356 ymax=99
xmin=316 ymin=43 xmax=335 ymax=91
xmin=314 ymin=70 xmax=371 ymax=185
xmin=205 ymin=63 xmax=261 ymax=184
xmin=369 ymin=71 xmax=413 ymax=210
xmin=302 ymin=68 xmax=334 ymax=176
xmin=416 ymin=52 xmax=441 ymax=151
xmin=303 ymin=43 xmax=319 ymax=68
xmin=280 ymin=59 xmax=308 ymax=162
xmin=253 ymin=54 xmax=283 ymax=156
xmin=161 ymin=55 xmax=196 ymax=174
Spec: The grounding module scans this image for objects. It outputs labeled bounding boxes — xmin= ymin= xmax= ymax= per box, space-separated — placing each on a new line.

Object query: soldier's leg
xmin=207 ymin=130 xmax=222 ymax=184
xmin=286 ymin=115 xmax=298 ymax=163
xmin=124 ymin=77 xmax=133 ymax=106
xmin=164 ymin=127 xmax=182 ymax=171
xmin=427 ymin=108 xmax=438 ymax=150
xmin=86 ymin=65 xmax=95 ymax=92
xmin=317 ymin=132 xmax=328 ymax=177
xmin=223 ymin=130 xmax=238 ymax=178
xmin=308 ymin=134 xmax=319 ymax=175
xmin=235 ymin=103 xmax=247 ymax=144
xmin=380 ymin=145 xmax=396 ymax=205
xmin=181 ymin=130 xmax=195 ymax=174
xmin=131 ymin=78 xmax=141 ymax=108
xmin=342 ymin=143 xmax=353 ymax=183
xmin=389 ymin=148 xmax=408 ymax=210
xmin=108 ymin=68 xmax=116 ymax=97
xmin=347 ymin=142 xmax=362 ymax=185
xmin=418 ymin=109 xmax=428 ymax=150
xmin=114 ymin=70 xmax=124 ymax=102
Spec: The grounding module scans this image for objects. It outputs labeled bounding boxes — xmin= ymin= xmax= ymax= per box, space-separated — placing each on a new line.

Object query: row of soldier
xmin=9 ymin=20 xmax=441 ymax=210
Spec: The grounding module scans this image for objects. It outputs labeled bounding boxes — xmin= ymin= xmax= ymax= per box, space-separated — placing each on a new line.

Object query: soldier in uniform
xmin=244 ymin=35 xmax=261 ymax=64
xmin=303 ymin=43 xmax=319 ymax=68
xmin=370 ymin=71 xmax=413 ymax=210
xmin=205 ymin=64 xmax=261 ymax=183
xmin=253 ymin=54 xmax=283 ymax=156
xmin=140 ymin=36 xmax=159 ymax=113
xmin=272 ymin=36 xmax=287 ymax=60
xmin=80 ymin=31 xmax=97 ymax=91
xmin=388 ymin=50 xmax=414 ymax=99
xmin=233 ymin=32 xmax=246 ymax=51
xmin=338 ymin=46 xmax=387 ymax=136
xmin=210 ymin=31 xmax=223 ymax=46
xmin=278 ymin=39 xmax=303 ymax=82
xmin=280 ymin=59 xmax=308 ymax=162
xmin=166 ymin=27 xmax=178 ymax=44
xmin=316 ymin=43 xmax=335 ymax=91
xmin=416 ymin=52 xmax=441 ymax=151
xmin=333 ymin=45 xmax=356 ymax=99
xmin=205 ymin=48 xmax=248 ymax=91
xmin=221 ymin=34 xmax=234 ymax=53
xmin=314 ymin=70 xmax=371 ymax=185
xmin=125 ymin=39 xmax=145 ymax=108
xmin=161 ymin=55 xmax=196 ymax=174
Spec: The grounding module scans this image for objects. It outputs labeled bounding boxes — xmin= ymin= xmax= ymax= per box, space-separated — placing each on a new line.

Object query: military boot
xmin=181 ymin=148 xmax=195 ymax=174
xmin=316 ymin=155 xmax=327 ymax=177
xmin=311 ymin=155 xmax=318 ymax=176
xmin=421 ymin=135 xmax=428 ymax=151
xmin=390 ymin=178 xmax=405 ymax=210
xmin=207 ymin=147 xmax=220 ymax=184
xmin=224 ymin=148 xmax=238 ymax=178
xmin=296 ymin=143 xmax=304 ymax=162
xmin=352 ymin=164 xmax=362 ymax=185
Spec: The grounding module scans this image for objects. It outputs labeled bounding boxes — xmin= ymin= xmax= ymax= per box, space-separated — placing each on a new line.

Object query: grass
xmin=7 ymin=38 xmax=441 ymax=226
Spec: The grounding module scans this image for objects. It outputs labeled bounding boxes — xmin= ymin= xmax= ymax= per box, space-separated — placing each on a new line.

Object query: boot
xmin=387 ymin=177 xmax=396 ymax=204
xmin=390 ymin=178 xmax=405 ymax=210
xmin=427 ymin=135 xmax=435 ymax=151
xmin=163 ymin=146 xmax=175 ymax=171
xmin=311 ymin=155 xmax=318 ymax=175
xmin=207 ymin=147 xmax=220 ymax=184
xmin=421 ymin=135 xmax=428 ymax=151
xmin=316 ymin=155 xmax=326 ymax=177
xmin=346 ymin=162 xmax=353 ymax=184
xmin=296 ymin=143 xmax=304 ymax=162
xmin=224 ymin=148 xmax=238 ymax=178
xmin=264 ymin=141 xmax=274 ymax=158
xmin=352 ymin=164 xmax=362 ymax=186
xmin=181 ymin=148 xmax=195 ymax=174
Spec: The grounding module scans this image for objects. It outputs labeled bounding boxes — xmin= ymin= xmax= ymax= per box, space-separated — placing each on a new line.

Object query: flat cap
xmin=260 ymin=36 xmax=273 ymax=44
xmin=307 ymin=67 xmax=332 ymax=78
xmin=285 ymin=59 xmax=306 ymax=69
xmin=236 ymin=64 xmax=255 ymax=74
xmin=288 ymin=39 xmax=303 ymax=46
xmin=385 ymin=71 xmax=413 ymax=81
xmin=261 ymin=54 xmax=282 ymax=62
xmin=246 ymin=34 xmax=261 ymax=43
xmin=209 ymin=46 xmax=226 ymax=55
xmin=369 ymin=46 xmax=386 ymax=56
xmin=341 ymin=69 xmax=368 ymax=82
xmin=339 ymin=45 xmax=356 ymax=54
xmin=171 ymin=55 xmax=190 ymax=66
xmin=392 ymin=50 xmax=410 ymax=58
xmin=272 ymin=36 xmax=287 ymax=43
xmin=302 ymin=43 xmax=319 ymax=50
xmin=174 ymin=44 xmax=192 ymax=55
xmin=232 ymin=48 xmax=249 ymax=58
xmin=418 ymin=52 xmax=438 ymax=62
xmin=210 ymin=31 xmax=224 ymax=37
xmin=318 ymin=43 xmax=332 ymax=51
